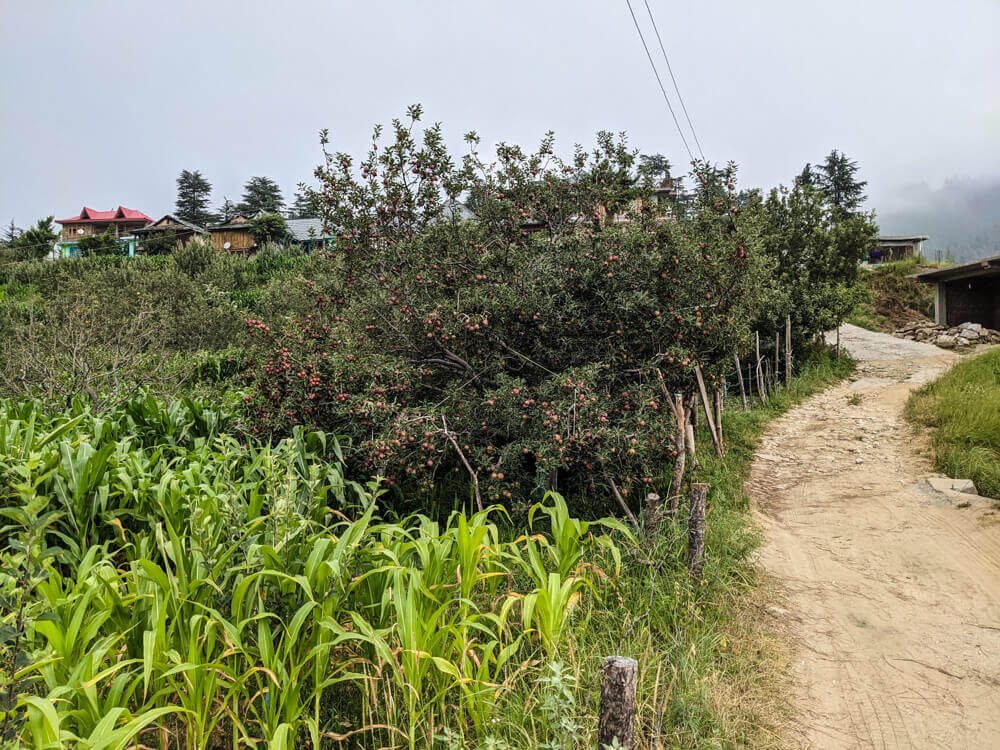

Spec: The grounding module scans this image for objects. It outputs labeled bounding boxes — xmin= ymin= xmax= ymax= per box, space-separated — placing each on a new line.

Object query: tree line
xmin=173 ymin=171 xmax=318 ymax=226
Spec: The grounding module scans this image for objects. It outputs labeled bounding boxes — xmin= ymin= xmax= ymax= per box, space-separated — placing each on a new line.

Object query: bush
xmin=243 ymin=111 xmax=772 ymax=514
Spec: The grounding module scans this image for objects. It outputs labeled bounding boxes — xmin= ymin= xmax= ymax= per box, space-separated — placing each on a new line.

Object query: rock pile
xmin=893 ymin=320 xmax=1000 ymax=348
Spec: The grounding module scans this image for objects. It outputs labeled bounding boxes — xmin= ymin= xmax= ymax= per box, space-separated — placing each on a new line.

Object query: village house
xmin=916 ymin=254 xmax=1000 ymax=329
xmin=209 ymin=215 xmax=256 ymax=253
xmin=867 ymin=234 xmax=929 ymax=265
xmin=55 ymin=206 xmax=152 ymax=257
xmin=209 ymin=215 xmax=335 ymax=254
xmin=133 ymin=214 xmax=208 ymax=249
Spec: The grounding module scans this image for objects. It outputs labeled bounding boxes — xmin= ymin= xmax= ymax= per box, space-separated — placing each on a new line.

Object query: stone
xmin=935 ymin=334 xmax=957 ymax=348
xmin=959 ymin=322 xmax=982 ymax=332
xmin=926 ymin=477 xmax=978 ymax=495
xmin=956 ymin=336 xmax=970 ymax=347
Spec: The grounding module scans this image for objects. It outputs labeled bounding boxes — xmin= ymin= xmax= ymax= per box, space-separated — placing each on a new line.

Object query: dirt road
xmin=749 ymin=324 xmax=1000 ymax=748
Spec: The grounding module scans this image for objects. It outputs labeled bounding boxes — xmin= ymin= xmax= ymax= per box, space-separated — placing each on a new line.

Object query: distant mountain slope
xmin=878 ymin=177 xmax=1000 ymax=263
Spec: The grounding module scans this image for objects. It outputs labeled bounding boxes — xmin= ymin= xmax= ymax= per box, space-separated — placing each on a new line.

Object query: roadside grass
xmin=537 ymin=346 xmax=855 ymax=749
xmin=905 ymin=346 xmax=1000 ymax=500
xmin=845 ymin=304 xmax=889 ymax=332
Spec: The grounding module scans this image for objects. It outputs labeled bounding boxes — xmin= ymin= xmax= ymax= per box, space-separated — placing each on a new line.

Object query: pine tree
xmin=238 ymin=176 xmax=284 ymax=216
xmin=218 ymin=198 xmax=239 ymax=223
xmin=816 ymin=150 xmax=867 ymax=215
xmin=2 ymin=219 xmax=20 ymax=247
xmin=288 ymin=188 xmax=318 ymax=219
xmin=638 ymin=153 xmax=673 ymax=183
xmin=175 ymin=170 xmax=217 ymax=226
xmin=795 ymin=163 xmax=816 ymax=188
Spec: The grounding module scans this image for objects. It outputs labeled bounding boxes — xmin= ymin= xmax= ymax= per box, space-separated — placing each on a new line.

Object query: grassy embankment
xmin=906 ymin=346 xmax=1000 ymax=502
xmin=846 ymin=258 xmax=936 ymax=332
xmin=564 ymin=345 xmax=855 ymax=748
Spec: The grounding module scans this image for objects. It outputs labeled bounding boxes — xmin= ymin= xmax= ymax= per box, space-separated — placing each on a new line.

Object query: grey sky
xmin=1 ymin=0 xmax=998 ymax=230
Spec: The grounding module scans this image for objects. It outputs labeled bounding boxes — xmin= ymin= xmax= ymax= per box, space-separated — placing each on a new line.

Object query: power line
xmin=624 ymin=0 xmax=694 ymax=163
xmin=643 ymin=0 xmax=705 ymax=160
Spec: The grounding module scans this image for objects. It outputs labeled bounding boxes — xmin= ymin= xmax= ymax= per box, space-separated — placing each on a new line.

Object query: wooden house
xmin=210 ymin=215 xmax=256 ymax=254
xmin=55 ymin=205 xmax=152 ymax=257
xmin=133 ymin=215 xmax=208 ymax=250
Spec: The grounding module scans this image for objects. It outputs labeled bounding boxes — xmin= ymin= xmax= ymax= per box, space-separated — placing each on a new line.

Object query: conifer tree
xmin=288 ymin=188 xmax=318 ymax=219
xmin=175 ymin=170 xmax=217 ymax=226
xmin=218 ymin=198 xmax=239 ymax=223
xmin=816 ymin=150 xmax=867 ymax=215
xmin=2 ymin=219 xmax=20 ymax=246
xmin=238 ymin=176 xmax=284 ymax=216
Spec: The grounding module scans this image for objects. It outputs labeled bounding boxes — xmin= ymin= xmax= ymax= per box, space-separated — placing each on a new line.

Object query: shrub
xmin=243 ymin=110 xmax=771 ymax=514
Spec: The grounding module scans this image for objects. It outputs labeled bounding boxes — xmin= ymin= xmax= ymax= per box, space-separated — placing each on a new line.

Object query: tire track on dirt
xmin=749 ymin=325 xmax=1000 ymax=749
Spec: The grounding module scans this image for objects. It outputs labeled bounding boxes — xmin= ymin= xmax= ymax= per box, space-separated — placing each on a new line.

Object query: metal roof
xmin=877 ymin=235 xmax=929 ymax=243
xmin=915 ymin=255 xmax=1000 ymax=283
xmin=57 ymin=206 xmax=152 ymax=224
xmin=133 ymin=214 xmax=208 ymax=235
xmin=285 ymin=218 xmax=332 ymax=241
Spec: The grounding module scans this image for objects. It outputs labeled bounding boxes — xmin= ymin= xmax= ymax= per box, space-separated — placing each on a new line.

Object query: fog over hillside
xmin=876 ymin=177 xmax=1000 ymax=263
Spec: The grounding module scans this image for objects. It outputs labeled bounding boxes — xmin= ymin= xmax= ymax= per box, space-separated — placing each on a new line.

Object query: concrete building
xmin=868 ymin=235 xmax=929 ymax=265
xmin=916 ymin=255 xmax=1000 ymax=328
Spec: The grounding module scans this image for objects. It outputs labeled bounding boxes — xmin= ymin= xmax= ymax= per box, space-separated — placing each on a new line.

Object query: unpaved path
xmin=749 ymin=324 xmax=1000 ymax=748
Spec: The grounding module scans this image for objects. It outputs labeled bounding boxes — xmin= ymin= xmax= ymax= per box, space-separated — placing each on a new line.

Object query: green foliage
xmin=815 ymin=149 xmax=868 ymax=216
xmin=906 ymin=347 xmax=1000 ymax=499
xmin=8 ymin=217 xmax=57 ymax=262
xmin=76 ymin=229 xmax=120 ymax=256
xmin=138 ymin=227 xmax=178 ymax=256
xmin=217 ymin=197 xmax=239 ymax=224
xmin=761 ymin=181 xmax=877 ymax=337
xmin=247 ymin=109 xmax=772 ymax=514
xmin=0 ymin=395 xmax=623 ymax=748
xmin=174 ymin=169 xmax=217 ymax=226
xmin=170 ymin=235 xmax=216 ymax=277
xmin=238 ymin=176 xmax=284 ymax=216
xmin=249 ymin=212 xmax=291 ymax=244
xmin=288 ymin=188 xmax=318 ymax=219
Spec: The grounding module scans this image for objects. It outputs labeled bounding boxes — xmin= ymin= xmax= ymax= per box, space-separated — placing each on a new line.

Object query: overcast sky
xmin=1 ymin=0 xmax=998 ymax=229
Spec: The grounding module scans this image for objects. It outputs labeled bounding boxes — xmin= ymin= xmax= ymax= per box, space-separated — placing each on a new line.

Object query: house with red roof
xmin=55 ymin=206 xmax=153 ymax=257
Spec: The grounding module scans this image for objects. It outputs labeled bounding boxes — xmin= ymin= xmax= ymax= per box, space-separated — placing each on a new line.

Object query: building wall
xmin=944 ymin=276 xmax=1000 ymax=328
xmin=211 ymin=229 xmax=255 ymax=252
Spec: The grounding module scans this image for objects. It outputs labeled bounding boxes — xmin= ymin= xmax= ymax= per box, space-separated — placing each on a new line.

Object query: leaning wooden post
xmin=693 ymin=365 xmax=722 ymax=458
xmin=836 ymin=322 xmax=841 ymax=358
xmin=784 ymin=314 xmax=792 ymax=384
xmin=774 ymin=332 xmax=780 ymax=386
xmin=733 ymin=353 xmax=748 ymax=411
xmin=668 ymin=392 xmax=686 ymax=514
xmin=713 ymin=389 xmax=724 ymax=451
xmin=755 ymin=331 xmax=767 ymax=404
xmin=688 ymin=483 xmax=709 ymax=582
xmin=685 ymin=395 xmax=698 ymax=469
xmin=598 ymin=656 xmax=638 ymax=750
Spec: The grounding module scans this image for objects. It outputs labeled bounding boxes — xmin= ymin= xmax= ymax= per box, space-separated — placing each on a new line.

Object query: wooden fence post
xmin=755 ymin=331 xmax=767 ymax=404
xmin=668 ymin=392 xmax=686 ymax=514
xmin=713 ymin=389 xmax=724 ymax=451
xmin=688 ymin=483 xmax=709 ymax=581
xmin=733 ymin=353 xmax=748 ymax=411
xmin=685 ymin=395 xmax=698 ymax=469
xmin=785 ymin=314 xmax=792 ymax=384
xmin=774 ymin=332 xmax=780 ymax=386
xmin=598 ymin=656 xmax=638 ymax=750
xmin=693 ymin=365 xmax=722 ymax=458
